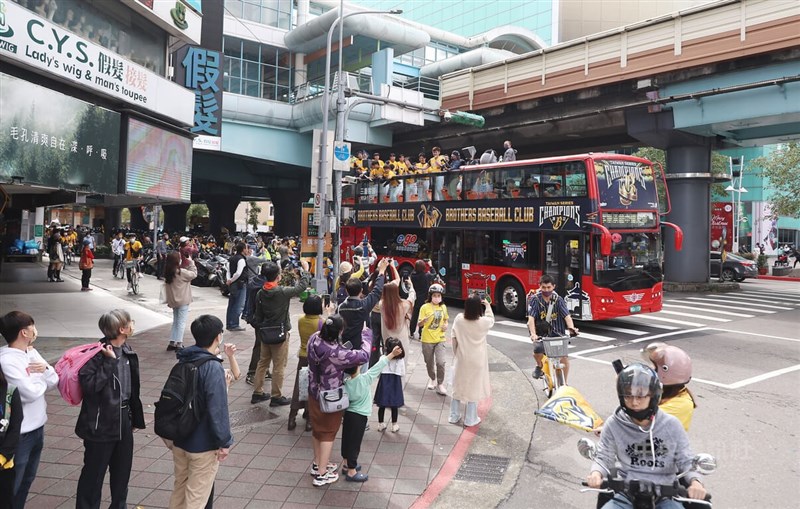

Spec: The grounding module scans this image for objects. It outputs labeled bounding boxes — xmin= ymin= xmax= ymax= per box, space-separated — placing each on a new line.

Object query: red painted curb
xmin=410 ymin=397 xmax=493 ymax=509
xmin=756 ymin=275 xmax=800 ymax=282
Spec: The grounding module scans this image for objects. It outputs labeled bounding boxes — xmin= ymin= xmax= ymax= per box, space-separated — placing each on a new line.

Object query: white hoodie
xmin=0 ymin=345 xmax=59 ymax=433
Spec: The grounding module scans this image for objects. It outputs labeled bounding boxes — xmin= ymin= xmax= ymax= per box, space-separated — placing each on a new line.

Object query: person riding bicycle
xmin=124 ymin=232 xmax=143 ymax=292
xmin=586 ymin=363 xmax=707 ymax=508
xmin=111 ymin=231 xmax=125 ymax=277
xmin=526 ymin=274 xmax=579 ymax=381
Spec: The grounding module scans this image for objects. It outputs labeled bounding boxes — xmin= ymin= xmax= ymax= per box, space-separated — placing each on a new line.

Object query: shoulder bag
xmin=258 ymin=323 xmax=286 ymax=345
xmin=311 ymin=342 xmax=349 ymax=413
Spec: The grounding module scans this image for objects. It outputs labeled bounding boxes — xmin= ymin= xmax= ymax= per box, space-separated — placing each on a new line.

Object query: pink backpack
xmin=55 ymin=342 xmax=104 ymax=405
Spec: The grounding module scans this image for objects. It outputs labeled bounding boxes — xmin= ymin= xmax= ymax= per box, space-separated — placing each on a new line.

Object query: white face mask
xmin=431 ymin=295 xmax=442 ymax=305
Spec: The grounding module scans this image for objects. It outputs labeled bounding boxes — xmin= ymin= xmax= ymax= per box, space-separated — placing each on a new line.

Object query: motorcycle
xmin=577 ymin=438 xmax=715 ymax=509
xmin=193 ymin=250 xmax=220 ymax=287
xmin=774 ymin=249 xmax=790 ymax=267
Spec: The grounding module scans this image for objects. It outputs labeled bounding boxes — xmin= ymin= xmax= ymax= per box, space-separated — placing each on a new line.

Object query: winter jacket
xmin=75 ymin=340 xmax=145 ymax=442
xmin=173 ymin=346 xmax=232 ymax=453
xmin=0 ymin=345 xmax=59 ymax=433
xmin=165 ymin=259 xmax=198 ymax=308
xmin=253 ymin=272 xmax=312 ymax=331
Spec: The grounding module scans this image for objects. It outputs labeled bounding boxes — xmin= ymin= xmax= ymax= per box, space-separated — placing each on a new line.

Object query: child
xmin=341 ymin=343 xmax=403 ymax=482
xmin=418 ymin=283 xmax=448 ymax=395
xmin=79 ymin=237 xmax=94 ymax=291
xmin=374 ymin=337 xmax=405 ymax=432
xmin=586 ymin=363 xmax=707 ymax=508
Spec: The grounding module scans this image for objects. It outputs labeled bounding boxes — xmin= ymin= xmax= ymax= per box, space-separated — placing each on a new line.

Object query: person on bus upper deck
xmin=446 ymin=151 xmax=464 ymax=200
xmin=503 ymin=140 xmax=517 ymax=162
xmin=414 ymin=154 xmax=431 ymax=201
xmin=430 ymin=147 xmax=448 ymax=200
xmin=372 ymin=152 xmax=384 ymax=168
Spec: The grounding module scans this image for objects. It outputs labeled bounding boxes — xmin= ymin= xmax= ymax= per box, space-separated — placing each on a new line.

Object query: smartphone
xmin=341 ymin=341 xmax=353 ymax=350
xmin=323 ymin=294 xmax=331 ymax=308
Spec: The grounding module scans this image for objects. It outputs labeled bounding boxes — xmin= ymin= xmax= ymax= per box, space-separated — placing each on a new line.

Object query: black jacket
xmin=338 ymin=275 xmax=385 ymax=349
xmin=0 ymin=381 xmax=22 ymax=464
xmin=410 ymin=271 xmax=433 ymax=303
xmin=253 ymin=271 xmax=312 ymax=331
xmin=75 ymin=340 xmax=145 ymax=442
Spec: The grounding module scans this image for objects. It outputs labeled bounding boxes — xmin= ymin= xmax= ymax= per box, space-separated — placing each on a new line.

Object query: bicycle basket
xmin=123 ymin=260 xmax=137 ymax=268
xmin=542 ymin=336 xmax=570 ymax=358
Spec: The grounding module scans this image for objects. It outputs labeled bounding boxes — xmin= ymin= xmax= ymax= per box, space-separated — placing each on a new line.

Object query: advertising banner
xmin=125 ymin=118 xmax=192 ymax=201
xmin=174 ymin=45 xmax=222 ymax=150
xmin=0 ymin=72 xmax=120 ymax=194
xmin=710 ymin=202 xmax=733 ymax=251
xmin=753 ymin=201 xmax=779 ymax=255
xmin=127 ymin=0 xmax=202 ymax=44
xmin=0 ymin=0 xmax=194 ymax=125
xmin=300 ymin=203 xmax=331 ymax=258
xmin=594 ymin=159 xmax=658 ymax=210
xmin=354 ymin=198 xmax=589 ymax=232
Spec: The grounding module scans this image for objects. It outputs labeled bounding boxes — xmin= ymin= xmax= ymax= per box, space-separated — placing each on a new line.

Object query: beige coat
xmin=450 ymin=303 xmax=494 ymax=402
xmin=165 ymin=260 xmax=198 ymax=308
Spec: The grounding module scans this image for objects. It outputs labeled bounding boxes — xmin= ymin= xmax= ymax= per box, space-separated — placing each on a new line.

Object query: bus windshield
xmin=594 ymin=232 xmax=663 ymax=291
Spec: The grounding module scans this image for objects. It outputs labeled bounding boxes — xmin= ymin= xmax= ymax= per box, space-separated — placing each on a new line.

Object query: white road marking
xmin=657 ymin=310 xmax=729 ymax=322
xmin=667 ymin=299 xmax=775 ymax=313
xmin=626 ymin=314 xmax=705 ymax=327
xmin=684 ymin=296 xmax=791 ymax=310
xmin=583 ymin=324 xmax=648 ymax=336
xmin=705 ymin=327 xmax=800 ymax=343
xmin=662 ymin=303 xmax=754 ymax=317
xmin=629 ymin=328 xmax=709 ymax=344
xmin=727 ymin=365 xmax=800 ymax=389
xmin=609 ymin=319 xmax=680 ymax=331
xmin=695 ymin=294 xmax=796 ymax=308
xmin=494 ymin=320 xmax=614 ymax=342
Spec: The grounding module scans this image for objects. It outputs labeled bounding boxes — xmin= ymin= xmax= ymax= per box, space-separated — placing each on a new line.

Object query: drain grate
xmin=454 ymin=454 xmax=510 ymax=484
xmin=229 ymin=406 xmax=279 ymax=431
xmin=488 ymin=362 xmax=514 ymax=372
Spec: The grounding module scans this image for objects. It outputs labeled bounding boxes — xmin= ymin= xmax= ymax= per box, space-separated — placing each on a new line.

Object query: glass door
xmin=543 ymin=233 xmax=582 ymax=318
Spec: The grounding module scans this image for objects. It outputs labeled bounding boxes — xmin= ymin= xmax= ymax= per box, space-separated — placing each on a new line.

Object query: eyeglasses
xmin=623 ymin=394 xmax=650 ymax=401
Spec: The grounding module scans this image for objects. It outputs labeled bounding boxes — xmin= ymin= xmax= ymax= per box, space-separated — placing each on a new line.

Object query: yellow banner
xmin=534 ymin=386 xmax=604 ymax=432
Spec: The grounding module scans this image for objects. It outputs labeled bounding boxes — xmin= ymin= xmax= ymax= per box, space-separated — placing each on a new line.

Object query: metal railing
xmin=290 ymin=72 xmax=373 ymax=104
xmin=392 ymin=75 xmax=440 ymax=100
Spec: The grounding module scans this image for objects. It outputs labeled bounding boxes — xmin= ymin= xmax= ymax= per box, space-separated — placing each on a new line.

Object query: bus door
xmin=543 ymin=233 xmax=583 ymax=318
xmin=431 ymin=231 xmax=462 ymax=298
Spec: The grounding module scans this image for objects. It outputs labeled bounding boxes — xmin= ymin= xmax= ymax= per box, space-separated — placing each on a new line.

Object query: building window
xmin=224 ymin=0 xmax=292 ymax=30
xmin=222 ymin=37 xmax=293 ymax=102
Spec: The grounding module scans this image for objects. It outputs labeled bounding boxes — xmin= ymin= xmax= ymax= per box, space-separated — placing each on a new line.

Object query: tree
xmin=247 ymin=201 xmax=262 ymax=233
xmin=751 ymin=142 xmax=800 ymax=218
xmin=186 ymin=203 xmax=209 ymax=223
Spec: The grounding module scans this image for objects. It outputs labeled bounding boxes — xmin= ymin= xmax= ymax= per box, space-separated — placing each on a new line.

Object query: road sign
xmin=314 ymin=193 xmax=321 ymax=206
xmin=333 ymin=142 xmax=351 ymax=172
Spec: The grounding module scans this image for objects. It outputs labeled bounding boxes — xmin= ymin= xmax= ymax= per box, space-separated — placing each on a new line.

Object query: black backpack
xmin=154 ymin=357 xmax=219 ymax=441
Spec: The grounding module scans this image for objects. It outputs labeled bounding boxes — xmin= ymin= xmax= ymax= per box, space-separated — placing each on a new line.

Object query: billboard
xmin=125 ymin=118 xmax=192 ymax=202
xmin=0 ymin=72 xmax=120 ymax=194
xmin=174 ymin=46 xmax=222 ymax=150
xmin=710 ymin=202 xmax=733 ymax=251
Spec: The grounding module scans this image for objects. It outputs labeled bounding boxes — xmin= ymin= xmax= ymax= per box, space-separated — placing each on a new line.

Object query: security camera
xmin=342 ymin=176 xmax=360 ymax=184
xmin=442 ymin=111 xmax=452 ymax=122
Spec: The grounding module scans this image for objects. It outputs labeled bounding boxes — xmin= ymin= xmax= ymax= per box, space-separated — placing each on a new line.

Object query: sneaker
xmin=310 ymin=462 xmax=338 ymax=477
xmin=532 ymin=366 xmax=544 ymax=379
xmin=245 ymin=374 xmax=254 ymax=386
xmin=436 ymin=384 xmax=447 ymax=396
xmin=427 ymin=379 xmax=436 ymax=390
xmin=365 ymin=423 xmax=370 ymax=431
xmin=270 ymin=396 xmax=291 ymax=407
xmin=251 ymin=393 xmax=270 ymax=404
xmin=166 ymin=342 xmax=177 ymax=352
xmin=312 ymin=471 xmax=339 ymax=487
xmin=227 ymin=326 xmax=247 ymax=332
xmin=391 ymin=423 xmax=400 ymax=433
xmin=265 ymin=372 xmax=272 ymax=380
xmin=377 ymin=422 xmax=387 ymax=432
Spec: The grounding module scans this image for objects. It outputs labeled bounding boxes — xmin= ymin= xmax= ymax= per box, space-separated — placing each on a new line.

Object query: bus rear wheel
xmin=497 ymin=278 xmax=525 ymax=319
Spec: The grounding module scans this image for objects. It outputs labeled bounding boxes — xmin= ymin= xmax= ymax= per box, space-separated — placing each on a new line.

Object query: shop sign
xmin=175 ymin=46 xmax=222 ymax=150
xmin=0 ymin=0 xmax=193 ymax=125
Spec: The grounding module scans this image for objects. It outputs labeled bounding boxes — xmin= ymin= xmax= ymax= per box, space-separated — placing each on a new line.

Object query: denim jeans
xmin=602 ymin=496 xmax=683 ymax=509
xmin=449 ymin=399 xmax=479 ymax=426
xmin=171 ymin=305 xmax=189 ymax=343
xmin=13 ymin=425 xmax=44 ymax=509
xmin=226 ymin=285 xmax=246 ymax=329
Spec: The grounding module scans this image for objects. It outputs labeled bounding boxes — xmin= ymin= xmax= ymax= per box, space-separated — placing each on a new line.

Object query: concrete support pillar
xmin=163 ymin=204 xmax=190 ymax=234
xmin=128 ymin=206 xmax=148 ymax=231
xmin=270 ymin=189 xmax=310 ymax=236
xmin=104 ymin=207 xmax=122 ymax=233
xmin=207 ymin=196 xmax=238 ymax=237
xmin=664 ymin=144 xmax=713 ymax=283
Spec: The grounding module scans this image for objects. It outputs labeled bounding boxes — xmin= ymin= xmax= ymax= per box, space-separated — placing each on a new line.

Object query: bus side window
xmin=565 ymin=163 xmax=588 ymax=197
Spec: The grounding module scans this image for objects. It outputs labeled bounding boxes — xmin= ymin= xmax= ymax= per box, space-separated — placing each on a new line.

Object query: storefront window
xmin=13 ymin=0 xmax=166 ymax=74
xmin=222 ymin=37 xmax=293 ymax=102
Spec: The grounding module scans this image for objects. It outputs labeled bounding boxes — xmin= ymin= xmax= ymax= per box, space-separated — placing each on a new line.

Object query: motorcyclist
xmin=641 ymin=343 xmax=696 ymax=432
xmin=586 ymin=363 xmax=707 ymax=508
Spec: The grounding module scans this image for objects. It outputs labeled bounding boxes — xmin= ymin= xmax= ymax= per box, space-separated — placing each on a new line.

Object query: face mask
xmin=431 ymin=295 xmax=442 ymax=304
xmin=541 ymin=290 xmax=553 ymax=298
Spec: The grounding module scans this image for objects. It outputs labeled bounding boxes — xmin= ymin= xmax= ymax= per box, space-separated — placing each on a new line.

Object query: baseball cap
xmin=179 ymin=236 xmax=189 ymax=243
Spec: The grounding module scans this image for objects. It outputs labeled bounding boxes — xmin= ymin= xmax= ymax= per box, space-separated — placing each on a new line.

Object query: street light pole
xmin=314 ymin=4 xmax=402 ymax=293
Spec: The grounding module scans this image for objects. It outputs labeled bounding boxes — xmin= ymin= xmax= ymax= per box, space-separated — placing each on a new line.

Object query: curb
xmin=756 ymin=275 xmax=800 ymax=282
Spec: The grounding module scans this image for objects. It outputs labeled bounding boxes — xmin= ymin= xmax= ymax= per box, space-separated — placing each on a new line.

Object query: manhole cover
xmin=229 ymin=406 xmax=280 ymax=431
xmin=455 ymin=454 xmax=510 ymax=484
xmin=488 ymin=362 xmax=514 ymax=372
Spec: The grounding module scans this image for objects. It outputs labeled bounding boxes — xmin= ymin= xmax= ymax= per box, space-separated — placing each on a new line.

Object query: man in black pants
xmin=75 ymin=309 xmax=144 ymax=509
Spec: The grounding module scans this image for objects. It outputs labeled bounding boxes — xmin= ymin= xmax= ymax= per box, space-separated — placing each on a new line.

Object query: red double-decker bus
xmin=340 ymin=153 xmax=682 ymax=320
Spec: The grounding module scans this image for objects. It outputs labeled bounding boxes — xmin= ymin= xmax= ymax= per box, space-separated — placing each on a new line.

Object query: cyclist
xmin=526 ymin=274 xmax=579 ymax=382
xmin=111 ymin=231 xmax=125 ymax=277
xmin=586 ymin=363 xmax=707 ymax=508
xmin=124 ymin=232 xmax=143 ymax=292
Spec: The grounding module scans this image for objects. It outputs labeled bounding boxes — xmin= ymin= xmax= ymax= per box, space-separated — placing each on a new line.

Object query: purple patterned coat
xmin=307 ymin=332 xmax=370 ymax=400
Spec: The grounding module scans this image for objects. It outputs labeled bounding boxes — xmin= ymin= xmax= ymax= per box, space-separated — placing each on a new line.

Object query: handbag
xmin=258 ymin=324 xmax=286 ymax=345
xmin=318 ymin=386 xmax=349 ymax=413
xmin=298 ymin=366 xmax=309 ymax=402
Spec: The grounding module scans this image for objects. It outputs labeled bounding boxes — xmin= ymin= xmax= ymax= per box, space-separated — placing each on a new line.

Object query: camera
xmin=442 ymin=111 xmax=452 ymax=123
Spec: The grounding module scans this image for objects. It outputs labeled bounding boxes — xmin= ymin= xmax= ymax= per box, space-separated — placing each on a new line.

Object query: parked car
xmin=710 ymin=251 xmax=758 ymax=281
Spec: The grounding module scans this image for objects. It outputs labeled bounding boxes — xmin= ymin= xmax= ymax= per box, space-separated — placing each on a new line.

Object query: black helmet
xmin=616 ymin=363 xmax=662 ymax=421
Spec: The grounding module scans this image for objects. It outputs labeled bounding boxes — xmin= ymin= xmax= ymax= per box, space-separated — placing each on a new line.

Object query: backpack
xmin=55 ymin=342 xmax=105 ymax=405
xmin=335 ymin=285 xmax=349 ymax=306
xmin=154 ymin=356 xmax=220 ymax=441
xmin=0 ymin=384 xmax=16 ymax=441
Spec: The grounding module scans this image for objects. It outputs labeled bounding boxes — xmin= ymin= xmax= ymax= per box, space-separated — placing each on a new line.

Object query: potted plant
xmin=756 ymin=253 xmax=768 ymax=275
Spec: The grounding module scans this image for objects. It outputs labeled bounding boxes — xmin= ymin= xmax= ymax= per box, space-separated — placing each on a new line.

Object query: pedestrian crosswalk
xmin=487 ymin=287 xmax=800 ymax=352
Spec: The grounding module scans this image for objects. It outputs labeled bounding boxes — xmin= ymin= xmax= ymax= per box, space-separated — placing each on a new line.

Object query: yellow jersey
xmin=659 ymin=388 xmax=695 ymax=432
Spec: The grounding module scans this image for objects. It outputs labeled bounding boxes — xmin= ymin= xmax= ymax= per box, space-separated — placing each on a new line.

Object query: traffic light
xmin=443 ymin=110 xmax=485 ymax=128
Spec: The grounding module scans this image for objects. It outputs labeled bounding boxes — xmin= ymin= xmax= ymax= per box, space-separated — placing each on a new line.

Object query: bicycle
xmin=125 ymin=259 xmax=141 ymax=295
xmin=113 ymin=255 xmax=126 ymax=279
xmin=539 ymin=335 xmax=572 ymax=398
xmin=64 ymin=245 xmax=74 ymax=266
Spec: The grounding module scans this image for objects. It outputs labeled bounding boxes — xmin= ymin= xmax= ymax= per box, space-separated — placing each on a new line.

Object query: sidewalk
xmin=1 ymin=259 xmax=534 ymax=508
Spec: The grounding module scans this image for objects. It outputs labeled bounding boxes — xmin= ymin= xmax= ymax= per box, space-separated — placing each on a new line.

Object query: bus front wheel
xmin=497 ymin=278 xmax=525 ymax=319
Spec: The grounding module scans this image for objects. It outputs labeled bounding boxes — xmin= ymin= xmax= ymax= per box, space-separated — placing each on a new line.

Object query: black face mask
xmin=622 ymin=406 xmax=654 ymax=421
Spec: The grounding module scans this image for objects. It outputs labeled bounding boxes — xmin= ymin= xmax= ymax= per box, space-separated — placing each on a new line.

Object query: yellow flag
xmin=534 ymin=386 xmax=604 ymax=432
